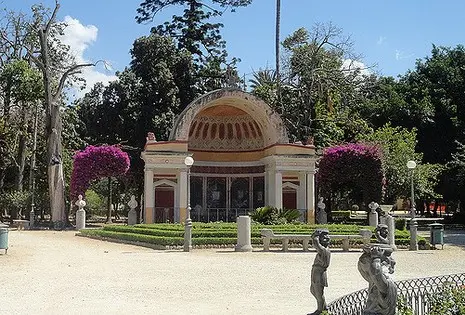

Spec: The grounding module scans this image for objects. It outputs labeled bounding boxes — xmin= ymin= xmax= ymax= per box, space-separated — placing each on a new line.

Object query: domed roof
xmin=170 ymin=89 xmax=288 ymax=152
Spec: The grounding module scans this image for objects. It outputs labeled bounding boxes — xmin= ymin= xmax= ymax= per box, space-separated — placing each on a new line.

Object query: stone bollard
xmin=235 ymin=216 xmax=253 ymax=252
xmin=409 ymin=219 xmax=418 ymax=251
xmin=127 ymin=195 xmax=138 ymax=226
xmin=387 ymin=214 xmax=397 ymax=250
xmin=75 ymin=194 xmax=86 ymax=230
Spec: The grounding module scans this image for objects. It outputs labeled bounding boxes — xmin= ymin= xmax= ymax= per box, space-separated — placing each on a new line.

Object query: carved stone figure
xmin=358 ymin=246 xmax=397 ymax=315
xmin=75 ymin=194 xmax=86 ymax=210
xmin=375 ymin=224 xmax=389 ymax=245
xmin=309 ymin=229 xmax=331 ymax=315
xmin=146 ymin=132 xmax=156 ymax=142
xmin=127 ymin=195 xmax=138 ymax=226
xmin=316 ymin=197 xmax=327 ymax=224
xmin=75 ymin=195 xmax=86 ymax=230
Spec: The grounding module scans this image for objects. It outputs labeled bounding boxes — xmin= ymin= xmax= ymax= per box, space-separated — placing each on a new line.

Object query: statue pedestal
xmin=76 ymin=209 xmax=86 ymax=230
xmin=369 ymin=212 xmax=378 ymax=227
xmin=128 ymin=209 xmax=137 ymax=225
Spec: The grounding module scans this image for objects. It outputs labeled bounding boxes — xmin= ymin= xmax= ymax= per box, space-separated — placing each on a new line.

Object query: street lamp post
xmin=184 ymin=156 xmax=194 ymax=252
xmin=407 ymin=160 xmax=418 ymax=251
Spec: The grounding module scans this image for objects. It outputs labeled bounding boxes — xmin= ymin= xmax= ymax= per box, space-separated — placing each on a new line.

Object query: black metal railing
xmin=327 ymin=273 xmax=465 ymax=315
xmin=191 ymin=208 xmax=250 ymax=223
xmin=153 ymin=207 xmax=308 ymax=223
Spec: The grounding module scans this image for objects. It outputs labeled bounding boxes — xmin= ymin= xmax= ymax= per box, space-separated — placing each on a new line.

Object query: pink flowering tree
xmin=317 ymin=143 xmax=384 ymax=213
xmin=70 ymin=145 xmax=130 ymax=222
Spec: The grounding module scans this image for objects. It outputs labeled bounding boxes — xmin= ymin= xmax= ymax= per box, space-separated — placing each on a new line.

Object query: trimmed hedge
xmin=79 ymin=222 xmax=423 ymax=248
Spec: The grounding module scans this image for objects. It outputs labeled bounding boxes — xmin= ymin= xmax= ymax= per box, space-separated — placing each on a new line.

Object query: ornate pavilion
xmin=141 ymin=89 xmax=318 ymax=224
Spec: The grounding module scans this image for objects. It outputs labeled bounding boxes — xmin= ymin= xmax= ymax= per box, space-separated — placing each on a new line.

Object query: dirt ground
xmin=1 ymin=229 xmax=465 ymax=315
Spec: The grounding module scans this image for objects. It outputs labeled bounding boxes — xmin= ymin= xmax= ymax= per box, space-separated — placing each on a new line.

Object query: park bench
xmin=13 ymin=219 xmax=30 ymax=230
xmin=261 ymin=228 xmax=372 ymax=252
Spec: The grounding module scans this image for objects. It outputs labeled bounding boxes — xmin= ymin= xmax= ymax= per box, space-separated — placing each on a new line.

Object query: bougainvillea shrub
xmin=70 ymin=145 xmax=130 ymax=200
xmin=317 ymin=143 xmax=384 ymax=207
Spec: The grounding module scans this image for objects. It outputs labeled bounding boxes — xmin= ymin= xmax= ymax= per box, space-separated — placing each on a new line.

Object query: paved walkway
xmin=1 ymin=229 xmax=464 ymax=315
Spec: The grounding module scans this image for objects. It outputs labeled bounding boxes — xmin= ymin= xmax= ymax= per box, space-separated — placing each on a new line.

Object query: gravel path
xmin=1 ymin=229 xmax=465 ymax=315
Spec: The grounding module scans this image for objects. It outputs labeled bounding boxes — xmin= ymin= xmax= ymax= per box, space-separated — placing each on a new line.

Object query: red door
xmin=282 ymin=189 xmax=297 ymax=210
xmin=155 ymin=188 xmax=174 ymax=223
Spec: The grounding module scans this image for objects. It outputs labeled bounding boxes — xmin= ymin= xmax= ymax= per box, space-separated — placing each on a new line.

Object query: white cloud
xmin=59 ymin=16 xmax=117 ymax=99
xmin=341 ymin=59 xmax=372 ymax=77
xmin=377 ymin=36 xmax=386 ymax=45
xmin=395 ymin=50 xmax=414 ymax=61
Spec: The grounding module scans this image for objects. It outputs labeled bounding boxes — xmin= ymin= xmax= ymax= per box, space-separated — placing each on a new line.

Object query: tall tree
xmin=77 ymin=34 xmax=196 ymax=202
xmin=252 ymin=24 xmax=370 ymax=147
xmin=0 ymin=59 xmax=43 ymax=191
xmin=358 ymin=124 xmax=443 ymax=203
xmin=400 ymin=45 xmax=465 ymax=165
xmin=136 ymin=0 xmax=252 ymax=92
xmin=275 ymin=0 xmax=281 ymax=109
xmin=1 ymin=1 xmax=101 ymax=228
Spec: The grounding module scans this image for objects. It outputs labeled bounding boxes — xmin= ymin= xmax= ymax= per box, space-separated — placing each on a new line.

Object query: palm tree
xmin=275 ymin=0 xmax=281 ymax=108
xmin=249 ymin=69 xmax=277 ymax=90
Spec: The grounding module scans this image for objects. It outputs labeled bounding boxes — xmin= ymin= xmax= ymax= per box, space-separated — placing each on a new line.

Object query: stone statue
xmin=75 ymin=194 xmax=86 ymax=210
xmin=368 ymin=201 xmax=380 ymax=227
xmin=375 ymin=224 xmax=389 ymax=245
xmin=316 ymin=197 xmax=327 ymax=224
xmin=309 ymin=229 xmax=331 ymax=315
xmin=146 ymin=132 xmax=156 ymax=142
xmin=127 ymin=195 xmax=138 ymax=226
xmin=75 ymin=195 xmax=86 ymax=230
xmin=358 ymin=246 xmax=397 ymax=315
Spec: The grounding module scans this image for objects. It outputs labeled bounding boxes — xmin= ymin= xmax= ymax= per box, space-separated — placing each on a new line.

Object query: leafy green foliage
xmin=135 ymin=0 xmax=250 ymax=92
xmin=275 ymin=25 xmax=371 ymax=146
xmin=0 ymin=190 xmax=30 ymax=219
xmin=428 ymin=285 xmax=465 ymax=313
xmin=396 ymin=296 xmax=414 ymax=315
xmin=358 ymin=125 xmax=443 ymax=202
xmin=395 ymin=218 xmax=407 ymax=231
xmin=248 ymin=206 xmax=300 ymax=225
xmin=84 ymin=189 xmax=105 ymax=216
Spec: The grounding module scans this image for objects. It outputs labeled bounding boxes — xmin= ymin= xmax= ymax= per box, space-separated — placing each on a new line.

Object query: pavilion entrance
xmin=190 ymin=174 xmax=265 ymax=222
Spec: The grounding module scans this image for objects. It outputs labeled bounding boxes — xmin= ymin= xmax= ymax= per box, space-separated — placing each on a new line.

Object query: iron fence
xmin=327 ymin=273 xmax=465 ymax=315
xmin=153 ymin=207 xmax=308 ymax=223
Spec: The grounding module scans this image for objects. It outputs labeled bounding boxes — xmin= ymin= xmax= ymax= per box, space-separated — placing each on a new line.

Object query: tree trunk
xmin=106 ymin=176 xmax=112 ymax=223
xmin=14 ymin=105 xmax=29 ymax=191
xmin=28 ymin=103 xmax=39 ymax=217
xmin=39 ymin=27 xmax=67 ymax=229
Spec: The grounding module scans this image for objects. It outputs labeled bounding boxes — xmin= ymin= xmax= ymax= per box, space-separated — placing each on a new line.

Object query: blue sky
xmin=7 ymin=0 xmax=465 ymax=97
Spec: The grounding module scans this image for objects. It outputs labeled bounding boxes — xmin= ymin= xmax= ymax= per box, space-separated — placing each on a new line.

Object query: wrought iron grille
xmin=326 ymin=273 xmax=465 ymax=315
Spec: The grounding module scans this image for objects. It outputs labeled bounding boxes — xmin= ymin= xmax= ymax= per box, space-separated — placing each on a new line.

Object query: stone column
xmin=387 ymin=214 xmax=397 ymax=250
xmin=306 ymin=171 xmax=315 ymax=224
xmin=178 ymin=169 xmax=188 ymax=222
xmin=297 ymin=172 xmax=306 ymax=211
xmin=264 ymin=168 xmax=270 ymax=205
xmin=265 ymin=166 xmax=275 ymax=206
xmin=235 ymin=216 xmax=253 ymax=252
xmin=144 ymin=169 xmax=154 ymax=224
xmin=274 ymin=171 xmax=283 ymax=209
xmin=409 ymin=219 xmax=418 ymax=251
